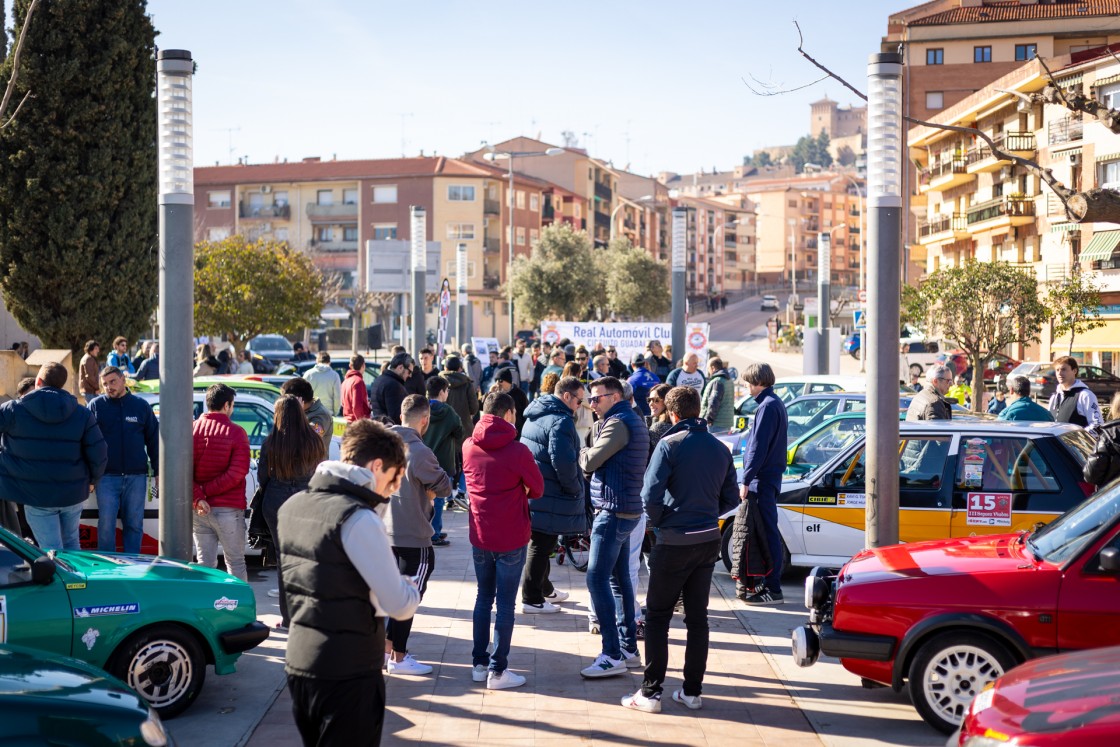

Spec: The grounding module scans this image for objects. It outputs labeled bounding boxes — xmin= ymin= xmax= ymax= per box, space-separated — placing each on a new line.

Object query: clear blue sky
xmin=146 ymin=0 xmax=907 ymax=176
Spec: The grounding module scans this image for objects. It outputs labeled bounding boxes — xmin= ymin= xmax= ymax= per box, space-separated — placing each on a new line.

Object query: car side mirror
xmin=32 ymin=555 xmax=56 ymax=585
xmin=818 ymin=473 xmax=835 ymax=489
xmin=1100 ymin=547 xmax=1120 ymax=573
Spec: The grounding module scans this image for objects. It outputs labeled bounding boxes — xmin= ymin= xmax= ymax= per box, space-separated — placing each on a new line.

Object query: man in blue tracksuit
xmin=621 ymin=386 xmax=739 ymax=713
xmin=627 ymin=354 xmax=661 ymax=418
xmin=737 ymin=363 xmax=788 ymax=605
xmin=88 ymin=366 xmax=159 ymax=553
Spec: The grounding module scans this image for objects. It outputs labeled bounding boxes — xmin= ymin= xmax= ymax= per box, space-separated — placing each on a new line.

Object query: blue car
xmin=842 ymin=332 xmax=860 ymax=358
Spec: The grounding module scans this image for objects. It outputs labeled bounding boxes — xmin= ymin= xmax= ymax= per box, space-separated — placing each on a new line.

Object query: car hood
xmin=57 ymin=551 xmax=243 ymax=585
xmin=842 ymin=532 xmax=1034 ymax=583
xmin=0 ymin=645 xmax=148 ymax=714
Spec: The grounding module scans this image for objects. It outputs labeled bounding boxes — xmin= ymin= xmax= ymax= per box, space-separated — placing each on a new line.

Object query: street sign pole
xmin=671 ymin=208 xmax=687 ymax=360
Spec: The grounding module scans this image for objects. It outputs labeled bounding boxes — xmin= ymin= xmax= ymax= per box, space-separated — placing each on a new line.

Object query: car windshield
xmin=252 ymin=336 xmax=291 ymax=351
xmin=789 ymin=417 xmax=866 ymax=475
xmin=1009 ymin=363 xmax=1040 ymax=376
xmin=1028 ymin=483 xmax=1120 ymax=564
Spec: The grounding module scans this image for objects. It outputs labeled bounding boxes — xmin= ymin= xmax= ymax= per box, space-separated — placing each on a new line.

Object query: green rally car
xmin=0 ymin=526 xmax=268 ymax=718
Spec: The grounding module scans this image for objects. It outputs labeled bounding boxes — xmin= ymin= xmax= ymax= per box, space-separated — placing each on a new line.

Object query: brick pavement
xmin=246 ymin=508 xmax=823 ymax=747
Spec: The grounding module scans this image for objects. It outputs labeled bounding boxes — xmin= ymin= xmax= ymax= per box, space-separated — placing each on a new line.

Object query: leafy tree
xmin=790 ymin=132 xmax=834 ymax=173
xmin=0 ymin=0 xmax=156 ymax=357
xmin=755 ymin=151 xmax=772 ymax=167
xmin=909 ymin=260 xmax=1047 ymax=411
xmin=194 ymin=236 xmax=326 ymax=350
xmin=509 ymin=223 xmax=600 ymax=324
xmin=599 ymin=238 xmax=670 ymax=320
xmin=1046 ymin=270 xmax=1105 ymax=356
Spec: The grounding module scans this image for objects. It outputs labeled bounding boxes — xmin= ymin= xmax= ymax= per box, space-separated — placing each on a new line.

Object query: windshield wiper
xmin=1024 ymin=535 xmax=1042 ymax=563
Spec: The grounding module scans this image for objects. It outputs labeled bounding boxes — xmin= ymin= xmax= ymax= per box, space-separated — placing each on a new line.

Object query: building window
xmin=788 ymin=199 xmax=797 ymax=208
xmin=372 ymin=224 xmax=397 ymax=240
xmin=207 ymin=227 xmax=230 ymax=240
xmin=317 ymin=227 xmax=334 ymax=242
xmin=1015 ymin=44 xmax=1037 ymax=61
xmin=1101 ymin=82 xmax=1120 ymax=110
xmin=274 ymin=190 xmax=289 ymax=207
xmin=448 ymin=185 xmax=476 ymax=201
xmin=974 ymin=46 xmax=992 ymax=63
xmin=207 ymin=191 xmax=231 ymax=208
xmin=516 ymin=227 xmax=526 ymax=246
xmin=446 ymin=223 xmax=476 ymax=240
xmin=515 ymin=190 xmax=525 ymax=209
xmin=444 ymin=260 xmax=477 ymax=279
xmin=1099 ymin=159 xmax=1120 ymax=190
xmin=926 ymin=48 xmax=944 ymax=65
xmin=317 ymin=190 xmax=334 ymax=206
xmin=530 ymin=228 xmax=539 ymax=244
xmin=529 ymin=194 xmax=539 ymax=211
xmin=343 ymin=226 xmax=359 ymax=241
xmin=926 ymin=91 xmax=945 ymax=110
xmin=343 ymin=188 xmax=359 ymax=205
xmin=372 ymin=185 xmax=397 ymax=203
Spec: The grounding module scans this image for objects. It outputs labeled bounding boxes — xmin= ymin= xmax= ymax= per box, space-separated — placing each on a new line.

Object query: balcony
xmin=307 ymin=202 xmax=358 ymax=222
xmin=1048 ymin=115 xmax=1084 ymax=146
xmin=542 ymin=203 xmax=555 ymax=221
xmin=482 ymin=273 xmax=501 ymax=290
xmin=240 ymin=203 xmax=291 ymax=219
xmin=966 ymin=132 xmax=1037 ymax=173
xmin=921 ymin=155 xmax=972 ymax=192
xmin=805 ymin=238 xmax=818 ymax=249
xmin=917 ymin=213 xmax=969 ymax=244
xmin=484 ymin=198 xmax=502 ymax=215
xmin=483 ymin=237 xmax=500 ymax=254
xmin=308 ymin=239 xmax=358 ymax=253
xmin=594 ymin=181 xmax=612 ymax=201
xmin=966 ymin=195 xmax=1035 ymax=229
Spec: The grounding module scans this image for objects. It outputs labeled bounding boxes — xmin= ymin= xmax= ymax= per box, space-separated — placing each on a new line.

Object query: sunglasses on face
xmin=588 ymin=393 xmax=616 ymax=405
xmin=576 ymin=357 xmax=587 ymax=362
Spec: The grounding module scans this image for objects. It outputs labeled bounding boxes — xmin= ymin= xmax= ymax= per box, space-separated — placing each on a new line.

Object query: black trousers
xmin=641 ymin=539 xmax=720 ymax=698
xmin=288 ymin=673 xmax=385 ymax=747
xmin=520 ymin=530 xmax=557 ymax=604
xmin=386 ymin=545 xmax=435 ymax=654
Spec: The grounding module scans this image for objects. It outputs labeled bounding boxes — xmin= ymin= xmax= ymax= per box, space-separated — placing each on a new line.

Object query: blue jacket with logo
xmin=628 ymin=368 xmax=661 ymax=417
xmin=88 ymin=392 xmax=159 ymax=475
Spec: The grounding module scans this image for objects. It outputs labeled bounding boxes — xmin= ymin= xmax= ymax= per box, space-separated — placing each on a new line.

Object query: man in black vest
xmin=1047 ymin=355 xmax=1103 ymax=428
xmin=279 ymin=420 xmax=420 ymax=746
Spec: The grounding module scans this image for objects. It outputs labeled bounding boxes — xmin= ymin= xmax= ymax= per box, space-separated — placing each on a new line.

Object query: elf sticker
xmin=966 ymin=492 xmax=1012 ymax=526
xmin=0 ymin=596 xmax=6 ymax=643
xmin=838 ymin=493 xmax=866 ymax=508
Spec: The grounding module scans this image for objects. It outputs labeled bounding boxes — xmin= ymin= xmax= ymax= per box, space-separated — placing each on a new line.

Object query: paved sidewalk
xmin=246 ymin=508 xmax=823 ymax=747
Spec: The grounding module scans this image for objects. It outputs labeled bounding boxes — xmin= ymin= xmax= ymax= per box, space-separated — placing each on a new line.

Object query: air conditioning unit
xmin=261 ymin=185 xmax=272 ymax=194
xmin=1069 ymin=152 xmax=1082 ymax=166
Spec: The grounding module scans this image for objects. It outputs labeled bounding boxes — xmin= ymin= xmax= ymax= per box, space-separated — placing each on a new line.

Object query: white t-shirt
xmin=676 ymin=370 xmax=705 ymax=393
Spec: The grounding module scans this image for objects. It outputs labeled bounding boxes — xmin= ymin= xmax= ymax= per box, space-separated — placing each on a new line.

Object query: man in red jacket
xmin=462 ymin=391 xmax=544 ymax=691
xmin=192 ymin=384 xmax=252 ymax=581
xmin=342 ymin=353 xmax=372 ymax=422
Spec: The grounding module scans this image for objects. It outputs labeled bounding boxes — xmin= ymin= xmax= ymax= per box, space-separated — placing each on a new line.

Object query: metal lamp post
xmin=482 ymin=146 xmax=563 ymax=344
xmin=410 ymin=206 xmax=427 ymax=357
xmin=156 ymin=50 xmax=194 ymax=560
xmin=866 ymin=52 xmax=904 ymax=550
xmin=456 ymin=242 xmax=470 ymax=348
xmin=670 ymin=207 xmax=687 ymax=359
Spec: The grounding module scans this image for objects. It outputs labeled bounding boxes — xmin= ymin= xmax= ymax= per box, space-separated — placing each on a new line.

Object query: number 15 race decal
xmin=966 ymin=492 xmax=1012 ymax=526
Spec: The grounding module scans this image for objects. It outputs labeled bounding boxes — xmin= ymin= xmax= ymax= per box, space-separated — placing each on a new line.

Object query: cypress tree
xmin=0 ymin=0 xmax=157 ymax=355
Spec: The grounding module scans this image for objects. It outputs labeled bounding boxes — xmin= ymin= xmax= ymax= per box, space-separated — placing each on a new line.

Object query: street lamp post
xmin=410 ymin=206 xmax=427 ymax=357
xmin=456 ymin=242 xmax=470 ymax=348
xmin=482 ymin=146 xmax=563 ymax=344
xmin=671 ymin=207 xmax=687 ymax=359
xmin=788 ymin=218 xmax=798 ymax=323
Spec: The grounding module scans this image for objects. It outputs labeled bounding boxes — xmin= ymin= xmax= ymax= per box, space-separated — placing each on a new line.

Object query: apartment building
xmin=615 ymin=171 xmax=673 ymax=260
xmin=705 ymin=194 xmax=758 ymax=293
xmin=909 ymin=46 xmax=1120 ymax=369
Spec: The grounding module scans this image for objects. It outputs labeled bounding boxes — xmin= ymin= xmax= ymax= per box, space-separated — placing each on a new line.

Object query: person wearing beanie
xmin=627 ymin=354 xmax=660 ymax=418
xmin=494 ymin=368 xmax=529 ymax=435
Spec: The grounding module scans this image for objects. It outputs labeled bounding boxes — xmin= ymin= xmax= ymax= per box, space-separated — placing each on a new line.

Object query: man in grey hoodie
xmin=384 ymin=394 xmax=452 ymax=676
xmin=302 ymin=351 xmax=342 ymax=416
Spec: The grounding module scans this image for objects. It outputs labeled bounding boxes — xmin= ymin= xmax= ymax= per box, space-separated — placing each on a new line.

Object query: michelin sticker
xmin=74 ymin=603 xmax=139 ymax=618
xmin=0 ymin=596 xmax=6 ymax=644
xmin=81 ymin=628 xmax=100 ymax=651
xmin=837 ymin=493 xmax=866 ymax=508
xmin=214 ymin=596 xmax=239 ymax=611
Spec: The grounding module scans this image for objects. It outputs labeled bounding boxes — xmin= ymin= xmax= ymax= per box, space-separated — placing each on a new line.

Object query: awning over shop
xmin=1079 ymin=230 xmax=1120 ymax=262
xmin=1050 ymin=319 xmax=1120 ymax=351
xmin=320 ymin=303 xmax=352 ymax=321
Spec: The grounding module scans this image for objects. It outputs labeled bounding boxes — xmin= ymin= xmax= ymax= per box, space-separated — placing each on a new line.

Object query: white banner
xmin=538 ymin=322 xmax=710 ymax=368
xmin=470 ymin=337 xmax=501 ymax=359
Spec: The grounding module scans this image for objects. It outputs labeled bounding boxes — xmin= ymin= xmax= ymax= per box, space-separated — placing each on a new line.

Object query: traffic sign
xmin=853 ymin=310 xmax=866 ymax=329
xmin=858 ymin=289 xmax=868 ymax=304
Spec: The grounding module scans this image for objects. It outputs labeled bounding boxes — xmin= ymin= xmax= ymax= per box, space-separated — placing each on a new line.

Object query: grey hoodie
xmin=384 ymin=426 xmax=452 ymax=548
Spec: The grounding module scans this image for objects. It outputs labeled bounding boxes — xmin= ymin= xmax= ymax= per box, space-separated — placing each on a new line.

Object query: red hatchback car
xmin=792 ymin=480 xmax=1120 ymax=734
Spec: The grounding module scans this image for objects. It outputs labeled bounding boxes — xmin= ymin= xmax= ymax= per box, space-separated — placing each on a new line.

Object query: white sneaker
xmin=386 ymin=654 xmax=433 ymax=676
xmin=621 ymin=688 xmax=662 ymax=713
xmin=621 ymin=649 xmax=643 ymax=669
xmin=267 ymin=588 xmax=280 ymax=598
xmin=471 ymin=664 xmax=487 ymax=682
xmin=543 ymin=589 xmax=570 ymax=603
xmin=521 ymin=601 xmax=560 ymax=614
xmin=672 ymin=689 xmax=702 ymax=710
xmin=580 ymin=654 xmax=626 ymax=679
xmin=487 ymin=669 xmax=526 ymax=690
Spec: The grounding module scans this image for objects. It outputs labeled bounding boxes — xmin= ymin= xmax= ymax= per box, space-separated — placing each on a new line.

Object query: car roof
xmin=897 ymin=419 xmax=1082 ymax=435
xmin=777 ymin=375 xmax=868 ymax=389
xmin=135 ymin=391 xmax=273 ymax=408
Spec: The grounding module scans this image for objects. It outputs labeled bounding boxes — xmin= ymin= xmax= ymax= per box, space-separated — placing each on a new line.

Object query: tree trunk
xmin=1067 ymin=189 xmax=1120 ymax=224
xmin=971 ymin=355 xmax=985 ymax=413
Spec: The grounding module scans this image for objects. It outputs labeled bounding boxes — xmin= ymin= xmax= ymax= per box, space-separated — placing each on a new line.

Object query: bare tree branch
xmin=0 ymin=0 xmax=41 ymax=127
xmin=794 ymin=20 xmax=868 ymax=103
xmin=742 ymin=71 xmax=829 ymax=97
xmin=1 ymin=91 xmax=33 ymax=130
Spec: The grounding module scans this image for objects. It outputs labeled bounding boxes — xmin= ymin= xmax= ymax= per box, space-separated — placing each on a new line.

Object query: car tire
xmin=849 ymin=349 xmax=859 ymax=360
xmin=109 ymin=624 xmax=207 ymax=719
xmin=907 ymin=631 xmax=1016 ymax=734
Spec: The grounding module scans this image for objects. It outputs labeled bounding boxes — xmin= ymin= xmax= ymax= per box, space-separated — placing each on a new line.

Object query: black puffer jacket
xmin=730 ymin=494 xmax=772 ymax=584
xmin=1085 ymin=421 xmax=1120 ymax=486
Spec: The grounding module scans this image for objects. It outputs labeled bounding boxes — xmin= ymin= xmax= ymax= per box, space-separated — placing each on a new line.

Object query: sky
xmin=146 ymin=0 xmax=907 ymax=177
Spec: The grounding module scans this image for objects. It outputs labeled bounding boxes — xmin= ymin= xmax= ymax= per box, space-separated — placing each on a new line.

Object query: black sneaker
xmin=432 ymin=537 xmax=451 ymax=547
xmin=635 ymin=619 xmax=646 ymax=640
xmin=743 ymin=590 xmax=784 ymax=606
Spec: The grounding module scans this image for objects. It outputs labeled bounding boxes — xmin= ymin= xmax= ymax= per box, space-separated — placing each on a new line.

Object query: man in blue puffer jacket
xmin=577 ymin=376 xmax=649 ymax=679
xmin=518 ymin=376 xmax=586 ymax=614
xmin=0 ymin=362 xmax=107 ymax=550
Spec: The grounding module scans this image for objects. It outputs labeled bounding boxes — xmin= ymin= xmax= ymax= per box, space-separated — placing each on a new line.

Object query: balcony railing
xmin=931 ymin=156 xmax=967 ymax=177
xmin=966 ymin=195 xmax=1035 ymax=225
xmin=307 ymin=202 xmax=358 ymax=220
xmin=1048 ymin=115 xmax=1084 ymax=146
xmin=918 ymin=213 xmax=967 ymax=237
xmin=483 ymin=198 xmax=502 ymax=215
xmin=240 ymin=204 xmax=291 ymax=219
xmin=483 ymin=237 xmax=500 ymax=254
xmin=542 ymin=204 xmax=555 ymax=220
xmin=594 ymin=181 xmax=612 ymax=201
xmin=308 ymin=239 xmax=358 ymax=252
xmin=482 ymin=274 xmax=501 ymax=290
xmin=966 ymin=132 xmax=1037 ymax=164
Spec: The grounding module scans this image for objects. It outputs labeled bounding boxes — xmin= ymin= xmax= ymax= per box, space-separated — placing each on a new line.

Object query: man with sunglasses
xmin=577 ymin=376 xmax=649 ymax=678
xmin=370 ymin=353 xmax=414 ymax=425
xmin=906 ymin=363 xmax=954 ymax=422
xmin=604 ymin=347 xmax=629 ymax=379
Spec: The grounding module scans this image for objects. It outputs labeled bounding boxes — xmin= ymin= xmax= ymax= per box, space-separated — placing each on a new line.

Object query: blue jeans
xmin=430 ymin=497 xmax=445 ymax=541
xmin=25 ymin=503 xmax=83 ymax=551
xmin=96 ymin=474 xmax=148 ymax=553
xmin=472 ymin=545 xmax=527 ymax=674
xmin=755 ymin=483 xmax=784 ymax=593
xmin=586 ymin=511 xmax=639 ymax=660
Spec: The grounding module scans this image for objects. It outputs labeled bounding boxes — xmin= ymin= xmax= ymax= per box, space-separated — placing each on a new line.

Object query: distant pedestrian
xmin=0 ymin=363 xmax=107 ymax=550
xmin=422 ymin=376 xmax=462 ymax=547
xmin=542 ymin=348 xmax=566 ymax=380
xmin=303 ymin=351 xmax=342 ymax=417
xmin=627 ymin=354 xmax=660 ymax=417
xmin=463 ymin=391 xmax=544 ymax=689
xmin=371 ymin=353 xmax=414 ymax=424
xmin=666 ymin=353 xmax=706 ymax=393
xmin=998 ymin=375 xmax=1055 ymax=423
xmin=440 ymin=355 xmax=479 ymax=442
xmin=215 ymin=349 xmax=234 ymax=375
xmin=512 ymin=339 xmax=534 ymax=394
xmin=461 ymin=343 xmax=483 ymax=386
xmin=604 ymin=346 xmax=629 ymax=379
xmin=88 ymin=366 xmax=159 ymax=554
xmin=135 ymin=343 xmax=160 ymax=382
xmin=986 ymin=387 xmax=1007 ymax=415
xmin=292 ymin=342 xmax=314 ymax=362
xmin=947 ymin=374 xmax=972 ymax=408
xmin=236 ymin=350 xmax=255 ymax=375
xmin=737 ymin=363 xmax=789 ymax=606
xmin=646 ymin=383 xmax=673 ymax=453
xmin=699 ymin=357 xmax=735 ymax=433
xmin=622 ymin=385 xmax=738 ymax=712
xmin=79 ymin=340 xmax=101 ymax=402
xmin=493 ymin=368 xmax=528 ymax=435
xmin=1085 ymin=392 xmax=1120 ymax=486
xmin=281 ymin=377 xmax=334 ymax=458
xmin=1047 ymin=356 xmax=1104 ymax=428
xmin=258 ymin=395 xmax=325 ymax=629
xmin=419 ymin=348 xmax=441 ymax=381
xmin=106 ymin=336 xmax=135 ymax=375
xmin=391 ymin=345 xmax=426 ymax=397
xmin=646 ymin=340 xmax=672 ymax=382
xmin=191 ymin=384 xmax=251 ymax=581
xmin=280 ymin=420 xmax=419 ymax=746
xmin=906 ymin=364 xmax=954 ymax=421
xmin=342 ymin=354 xmax=372 ymax=423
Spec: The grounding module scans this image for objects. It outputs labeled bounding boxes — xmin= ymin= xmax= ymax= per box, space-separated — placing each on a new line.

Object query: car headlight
xmin=140 ymin=708 xmax=168 ymax=747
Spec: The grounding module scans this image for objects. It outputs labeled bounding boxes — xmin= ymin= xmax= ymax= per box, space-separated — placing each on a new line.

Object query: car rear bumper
xmin=819 ymin=623 xmax=895 ymax=662
xmin=219 ymin=622 xmax=270 ymax=655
